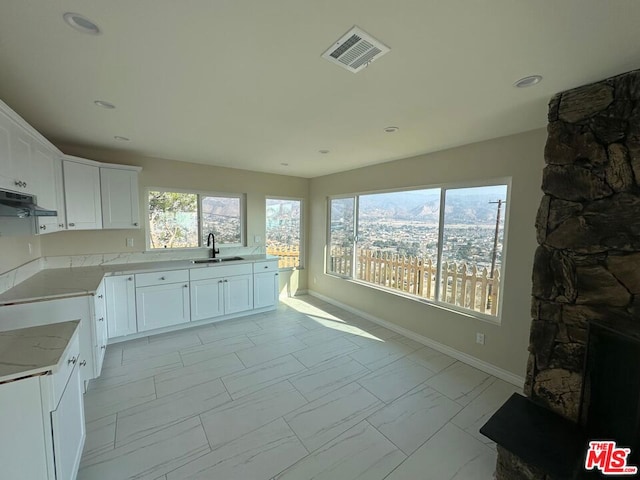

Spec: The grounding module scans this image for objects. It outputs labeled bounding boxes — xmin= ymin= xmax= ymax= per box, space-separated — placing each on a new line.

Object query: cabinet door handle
xmin=98 ymin=295 xmax=103 ymax=299
xmin=218 ymin=280 xmax=223 ymax=284
xmin=101 ymin=345 xmax=106 ymax=350
xmin=68 ymin=356 xmax=77 ymax=365
xmin=79 ymin=360 xmax=87 ymax=367
xmin=133 ymin=222 xmax=139 ymax=226
xmin=184 ymin=284 xmax=188 ymax=288
xmin=40 ymin=225 xmax=47 ymax=230
xmin=160 ymin=276 xmax=166 ymax=280
xmin=98 ymin=317 xmax=104 ymax=322
xmin=264 ymin=265 xmax=269 ymax=269
xmin=68 ymin=222 xmax=75 ymax=227
xmin=128 ymin=277 xmax=133 ymax=281
xmin=58 ymin=223 xmax=64 ymax=228
xmin=224 ymin=279 xmax=228 ymax=283
xmin=275 ymin=273 xmax=279 ymax=276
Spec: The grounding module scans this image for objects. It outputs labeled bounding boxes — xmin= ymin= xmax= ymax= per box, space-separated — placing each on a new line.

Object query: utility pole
xmin=487 ymin=199 xmax=505 ymax=310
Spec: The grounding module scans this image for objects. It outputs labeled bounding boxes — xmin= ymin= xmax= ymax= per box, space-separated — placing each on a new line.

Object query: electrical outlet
xmin=476 ymin=332 xmax=485 ymax=345
xmin=126 ymin=238 xmax=134 ymax=247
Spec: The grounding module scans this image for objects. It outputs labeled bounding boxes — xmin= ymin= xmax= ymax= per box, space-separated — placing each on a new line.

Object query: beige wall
xmin=0 ymin=234 xmax=41 ymax=273
xmin=38 ymin=146 xmax=310 ymax=291
xmin=308 ymin=128 xmax=546 ymax=378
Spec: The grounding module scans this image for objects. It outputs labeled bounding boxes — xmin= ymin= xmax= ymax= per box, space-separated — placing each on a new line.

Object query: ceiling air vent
xmin=322 ymin=26 xmax=390 ymax=73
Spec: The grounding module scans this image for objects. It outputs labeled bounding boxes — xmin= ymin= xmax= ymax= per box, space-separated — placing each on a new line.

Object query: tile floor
xmin=78 ymin=295 xmax=520 ymax=480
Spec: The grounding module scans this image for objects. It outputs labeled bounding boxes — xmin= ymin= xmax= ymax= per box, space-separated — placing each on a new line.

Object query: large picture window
xmin=148 ymin=189 xmax=243 ymax=250
xmin=327 ymin=182 xmax=508 ymax=319
xmin=266 ymin=198 xmax=303 ymax=268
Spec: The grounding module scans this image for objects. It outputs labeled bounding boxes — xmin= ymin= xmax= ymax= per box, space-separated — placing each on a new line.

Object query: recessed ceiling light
xmin=384 ymin=126 xmax=399 ymax=133
xmin=63 ymin=12 xmax=100 ymax=35
xmin=319 ymin=149 xmax=330 ymax=154
xmin=114 ymin=136 xmax=130 ymax=142
xmin=514 ymin=75 xmax=543 ymax=88
xmin=94 ymin=100 xmax=115 ymax=109
xmin=280 ymin=163 xmax=289 ymax=166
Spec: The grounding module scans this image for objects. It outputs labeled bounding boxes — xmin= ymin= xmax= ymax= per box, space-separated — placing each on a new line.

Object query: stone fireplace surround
xmin=484 ymin=69 xmax=640 ymax=479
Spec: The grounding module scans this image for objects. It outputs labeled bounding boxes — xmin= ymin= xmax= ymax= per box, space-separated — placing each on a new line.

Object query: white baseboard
xmin=307 ymin=290 xmax=525 ymax=389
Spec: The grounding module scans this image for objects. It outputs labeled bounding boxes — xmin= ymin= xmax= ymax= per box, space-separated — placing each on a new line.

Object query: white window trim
xmin=266 ymin=196 xmax=304 ymax=270
xmin=146 ymin=187 xmax=246 ymax=251
xmin=326 ymin=177 xmax=511 ymax=322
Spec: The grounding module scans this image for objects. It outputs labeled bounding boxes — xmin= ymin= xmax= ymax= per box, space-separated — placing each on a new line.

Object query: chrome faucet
xmin=206 ymin=233 xmax=220 ymax=259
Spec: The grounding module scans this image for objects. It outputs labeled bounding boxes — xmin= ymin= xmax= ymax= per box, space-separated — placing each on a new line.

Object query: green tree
xmin=148 ymin=191 xmax=198 ymax=249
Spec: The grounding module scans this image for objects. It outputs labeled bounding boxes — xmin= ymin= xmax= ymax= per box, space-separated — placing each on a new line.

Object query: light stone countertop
xmin=0 ymin=320 xmax=79 ymax=383
xmin=0 ymin=254 xmax=277 ymax=306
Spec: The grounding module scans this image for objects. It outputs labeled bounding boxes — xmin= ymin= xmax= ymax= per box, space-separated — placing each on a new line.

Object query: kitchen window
xmin=147 ymin=189 xmax=244 ymax=249
xmin=266 ymin=197 xmax=303 ymax=268
xmin=327 ymin=181 xmax=509 ymax=319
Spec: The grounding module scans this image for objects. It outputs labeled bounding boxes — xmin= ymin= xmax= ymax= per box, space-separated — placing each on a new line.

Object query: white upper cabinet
xmin=6 ymin=122 xmax=33 ymax=192
xmin=63 ymin=160 xmax=102 ymax=230
xmin=0 ymin=112 xmax=12 ymax=191
xmin=0 ymin=102 xmax=36 ymax=192
xmin=32 ymin=143 xmax=62 ymax=234
xmin=100 ymin=167 xmax=140 ymax=229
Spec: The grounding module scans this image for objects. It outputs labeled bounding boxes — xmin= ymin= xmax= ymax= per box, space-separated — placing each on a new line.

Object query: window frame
xmin=326 ymin=178 xmax=511 ymax=323
xmin=265 ymin=196 xmax=305 ymax=270
xmin=145 ymin=187 xmax=246 ymax=251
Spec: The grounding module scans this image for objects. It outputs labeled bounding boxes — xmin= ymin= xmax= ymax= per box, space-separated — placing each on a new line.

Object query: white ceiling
xmin=1 ymin=1 xmax=639 ymax=178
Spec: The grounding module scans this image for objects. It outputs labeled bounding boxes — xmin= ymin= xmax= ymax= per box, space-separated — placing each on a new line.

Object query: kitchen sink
xmin=191 ymin=256 xmax=244 ymax=264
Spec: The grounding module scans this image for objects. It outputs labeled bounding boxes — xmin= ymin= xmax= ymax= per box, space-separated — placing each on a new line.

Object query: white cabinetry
xmin=32 ymin=143 xmax=62 ymax=234
xmin=136 ymin=270 xmax=190 ymax=332
xmin=253 ymin=260 xmax=280 ymax=309
xmin=225 ymin=274 xmax=254 ymax=314
xmin=190 ymin=277 xmax=224 ymax=321
xmin=51 ymin=361 xmax=85 ymax=480
xmin=0 ymin=376 xmax=49 ymax=479
xmin=93 ymin=280 xmax=108 ymax=376
xmin=0 ymin=327 xmax=85 ymax=480
xmin=0 ymin=110 xmax=14 ymax=191
xmin=100 ymin=167 xmax=140 ymax=229
xmin=105 ymin=275 xmax=137 ymax=338
xmin=6 ymin=121 xmax=33 ymax=192
xmin=190 ymin=264 xmax=253 ymax=321
xmin=63 ymin=159 xmax=102 ymax=230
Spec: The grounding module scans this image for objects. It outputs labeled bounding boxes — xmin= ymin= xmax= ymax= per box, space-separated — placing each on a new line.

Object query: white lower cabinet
xmin=105 ymin=275 xmax=136 ymax=338
xmin=103 ymin=261 xmax=279 ymax=340
xmin=190 ymin=277 xmax=224 ymax=321
xmin=0 ymin=328 xmax=85 ymax=480
xmin=51 ymin=361 xmax=85 ymax=480
xmin=136 ymin=282 xmax=190 ymax=332
xmin=253 ymin=260 xmax=280 ymax=309
xmin=93 ymin=280 xmax=108 ymax=376
xmin=225 ymin=274 xmax=253 ymax=314
xmin=190 ymin=264 xmax=253 ymax=321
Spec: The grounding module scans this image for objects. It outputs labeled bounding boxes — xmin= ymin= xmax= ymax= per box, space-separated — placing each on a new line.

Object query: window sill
xmin=326 ymin=273 xmax=502 ymax=325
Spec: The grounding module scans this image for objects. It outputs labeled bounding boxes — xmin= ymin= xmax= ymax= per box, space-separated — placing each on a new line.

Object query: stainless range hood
xmin=0 ymin=189 xmax=57 ymax=218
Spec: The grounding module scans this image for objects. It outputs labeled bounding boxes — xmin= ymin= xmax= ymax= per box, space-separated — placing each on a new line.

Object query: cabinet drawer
xmin=51 ymin=332 xmax=80 ymax=409
xmin=254 ymin=261 xmax=279 ymax=273
xmin=190 ymin=263 xmax=252 ymax=281
xmin=135 ymin=269 xmax=189 ymax=287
